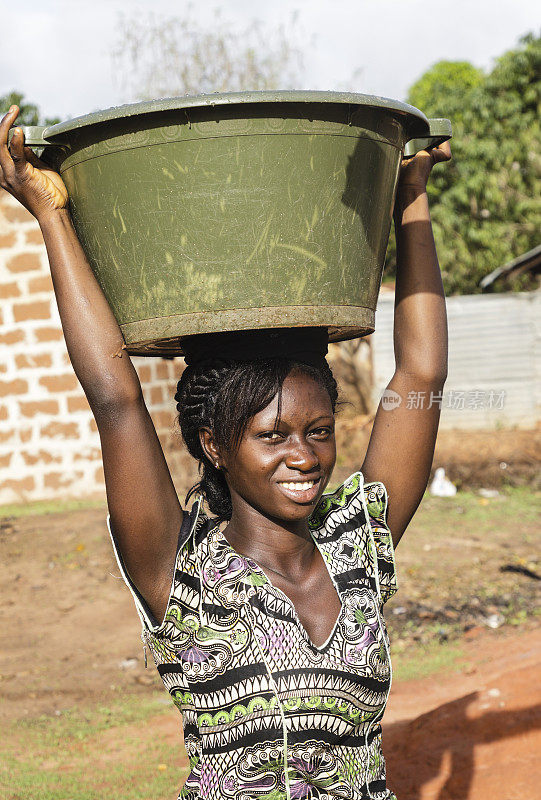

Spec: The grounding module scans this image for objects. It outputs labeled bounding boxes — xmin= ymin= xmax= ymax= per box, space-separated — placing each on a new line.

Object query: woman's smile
xmin=276 ymin=476 xmax=322 ymax=503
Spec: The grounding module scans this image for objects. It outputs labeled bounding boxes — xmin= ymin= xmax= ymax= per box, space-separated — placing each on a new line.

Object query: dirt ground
xmin=333 ymin=417 xmax=541 ymax=491
xmin=1 ymin=425 xmax=539 ymax=799
xmin=384 ymin=626 xmax=541 ymax=799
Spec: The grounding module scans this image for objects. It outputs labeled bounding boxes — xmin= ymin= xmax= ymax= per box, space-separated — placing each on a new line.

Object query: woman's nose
xmin=284 ymin=438 xmax=319 ymax=471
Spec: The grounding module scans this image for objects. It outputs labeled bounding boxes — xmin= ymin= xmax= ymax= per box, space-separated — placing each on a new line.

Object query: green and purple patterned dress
xmin=108 ymin=471 xmax=398 ymax=799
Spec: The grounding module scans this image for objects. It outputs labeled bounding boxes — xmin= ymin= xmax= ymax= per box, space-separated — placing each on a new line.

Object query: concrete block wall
xmin=372 ymin=291 xmax=541 ymax=429
xmin=0 ymin=189 xmax=196 ymax=505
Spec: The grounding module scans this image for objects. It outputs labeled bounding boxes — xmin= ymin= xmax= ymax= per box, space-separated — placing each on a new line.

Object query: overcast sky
xmin=1 ymin=0 xmax=538 ymax=121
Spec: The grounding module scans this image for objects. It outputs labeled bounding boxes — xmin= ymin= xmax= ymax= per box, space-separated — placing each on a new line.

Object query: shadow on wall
xmin=384 ymin=692 xmax=541 ymax=799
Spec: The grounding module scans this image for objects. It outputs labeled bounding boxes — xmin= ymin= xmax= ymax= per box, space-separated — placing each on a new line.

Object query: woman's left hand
xmin=397 ymin=139 xmax=452 ymax=191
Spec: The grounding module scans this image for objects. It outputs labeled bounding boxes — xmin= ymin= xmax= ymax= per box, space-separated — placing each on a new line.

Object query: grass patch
xmin=0 ymin=497 xmax=105 ymax=520
xmin=1 ymin=692 xmax=189 ymax=800
xmin=418 ymin=484 xmax=539 ymax=525
xmin=13 ymin=691 xmax=166 ymax=745
xmin=391 ymin=638 xmax=466 ymax=682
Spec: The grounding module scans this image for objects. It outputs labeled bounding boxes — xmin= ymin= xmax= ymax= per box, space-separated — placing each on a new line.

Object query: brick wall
xmin=0 ymin=189 xmax=197 ymax=505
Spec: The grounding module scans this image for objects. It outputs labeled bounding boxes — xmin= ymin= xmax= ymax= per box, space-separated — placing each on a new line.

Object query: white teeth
xmin=279 ymin=481 xmax=316 ymax=491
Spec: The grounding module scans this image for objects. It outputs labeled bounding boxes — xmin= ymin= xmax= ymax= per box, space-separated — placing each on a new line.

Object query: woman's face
xmin=220 ymin=369 xmax=336 ymax=524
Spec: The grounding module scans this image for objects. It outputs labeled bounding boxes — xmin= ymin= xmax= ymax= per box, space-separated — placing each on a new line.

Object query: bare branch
xmin=111 ymin=6 xmax=305 ymax=102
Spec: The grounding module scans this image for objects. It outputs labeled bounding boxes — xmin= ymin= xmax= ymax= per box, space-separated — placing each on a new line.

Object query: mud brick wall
xmin=0 ymin=189 xmax=196 ymax=505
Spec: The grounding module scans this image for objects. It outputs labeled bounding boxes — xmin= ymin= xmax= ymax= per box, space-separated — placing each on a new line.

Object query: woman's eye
xmin=257 ymin=428 xmax=333 ymax=441
xmin=310 ymin=427 xmax=332 ymax=438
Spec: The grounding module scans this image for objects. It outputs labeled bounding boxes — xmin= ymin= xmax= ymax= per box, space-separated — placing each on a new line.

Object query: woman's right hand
xmin=0 ymin=105 xmax=68 ymax=223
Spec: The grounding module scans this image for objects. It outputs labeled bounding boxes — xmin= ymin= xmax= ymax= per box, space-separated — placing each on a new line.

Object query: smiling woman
xmin=105 ymin=333 xmax=399 ymax=799
xmin=175 ymin=331 xmax=338 ymax=524
xmin=1 ymin=101 xmax=450 ymax=799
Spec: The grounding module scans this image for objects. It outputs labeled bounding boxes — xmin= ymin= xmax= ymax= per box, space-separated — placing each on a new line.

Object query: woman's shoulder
xmin=362 ymin=478 xmax=389 ymax=526
xmin=178 ymin=497 xmax=217 ymax=553
xmin=309 ymin=471 xmax=388 ymax=529
xmin=310 ymin=471 xmax=396 ymax=603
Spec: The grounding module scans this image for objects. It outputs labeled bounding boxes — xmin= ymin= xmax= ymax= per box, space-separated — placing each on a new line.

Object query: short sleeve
xmin=106 ymin=500 xmax=203 ymax=634
xmin=363 ymin=480 xmax=398 ymax=605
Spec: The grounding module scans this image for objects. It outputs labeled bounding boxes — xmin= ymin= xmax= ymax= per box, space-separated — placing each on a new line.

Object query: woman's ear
xmin=199 ymin=427 xmax=222 ymax=470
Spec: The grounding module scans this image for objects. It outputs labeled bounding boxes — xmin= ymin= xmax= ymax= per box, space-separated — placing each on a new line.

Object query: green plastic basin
xmin=19 ymin=91 xmax=451 ymax=356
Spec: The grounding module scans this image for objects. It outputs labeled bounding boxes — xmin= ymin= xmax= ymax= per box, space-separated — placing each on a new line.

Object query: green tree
xmin=407 ymin=60 xmax=484 ymax=124
xmin=0 ymin=91 xmax=60 ymax=127
xmin=385 ymin=33 xmax=541 ymax=295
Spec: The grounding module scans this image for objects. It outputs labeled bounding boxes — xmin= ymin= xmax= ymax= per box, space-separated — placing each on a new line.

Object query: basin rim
xmin=44 ymin=90 xmax=430 ymax=139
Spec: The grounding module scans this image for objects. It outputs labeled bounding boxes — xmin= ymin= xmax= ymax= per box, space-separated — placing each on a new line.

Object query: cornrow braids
xmin=175 ymin=357 xmax=339 ymax=520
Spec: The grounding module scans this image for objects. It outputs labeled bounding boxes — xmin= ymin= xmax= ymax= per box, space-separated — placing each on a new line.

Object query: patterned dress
xmin=108 ymin=471 xmax=398 ymax=800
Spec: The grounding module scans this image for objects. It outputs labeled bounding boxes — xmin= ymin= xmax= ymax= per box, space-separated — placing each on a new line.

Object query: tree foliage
xmin=385 ymin=33 xmax=541 ymax=294
xmin=407 ymin=60 xmax=484 ymax=125
xmin=0 ymin=91 xmax=60 ymax=126
xmin=111 ymin=6 xmax=305 ymax=101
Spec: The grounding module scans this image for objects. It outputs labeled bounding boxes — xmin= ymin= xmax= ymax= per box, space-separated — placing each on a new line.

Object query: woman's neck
xmin=222 ymin=503 xmax=315 ymax=582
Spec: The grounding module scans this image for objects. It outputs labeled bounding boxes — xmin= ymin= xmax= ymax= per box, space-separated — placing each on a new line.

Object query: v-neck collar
xmin=197 ymin=471 xmax=370 ymax=650
xmin=205 ymin=518 xmax=345 ymax=653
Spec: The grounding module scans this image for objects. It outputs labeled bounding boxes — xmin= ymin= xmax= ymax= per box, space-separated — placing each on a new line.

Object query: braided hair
xmin=175 ymin=358 xmax=339 ymax=520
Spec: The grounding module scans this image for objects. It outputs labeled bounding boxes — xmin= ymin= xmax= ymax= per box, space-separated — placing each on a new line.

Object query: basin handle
xmin=403 ymin=118 xmax=452 ymax=159
xmin=7 ymin=125 xmax=58 ymax=161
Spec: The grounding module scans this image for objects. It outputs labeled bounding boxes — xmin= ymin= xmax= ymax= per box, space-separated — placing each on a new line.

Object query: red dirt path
xmin=383 ymin=626 xmax=541 ymax=800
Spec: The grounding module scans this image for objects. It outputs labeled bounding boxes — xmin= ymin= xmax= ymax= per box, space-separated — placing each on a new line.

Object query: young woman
xmin=1 ymin=104 xmax=450 ymax=800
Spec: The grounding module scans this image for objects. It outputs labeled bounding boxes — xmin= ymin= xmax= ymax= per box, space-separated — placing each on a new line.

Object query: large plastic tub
xmin=19 ymin=91 xmax=451 ymax=356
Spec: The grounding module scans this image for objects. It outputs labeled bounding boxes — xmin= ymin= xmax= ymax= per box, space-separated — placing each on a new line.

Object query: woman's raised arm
xmin=1 ymin=107 xmax=183 ymax=622
xmin=361 ymin=141 xmax=451 ymax=548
